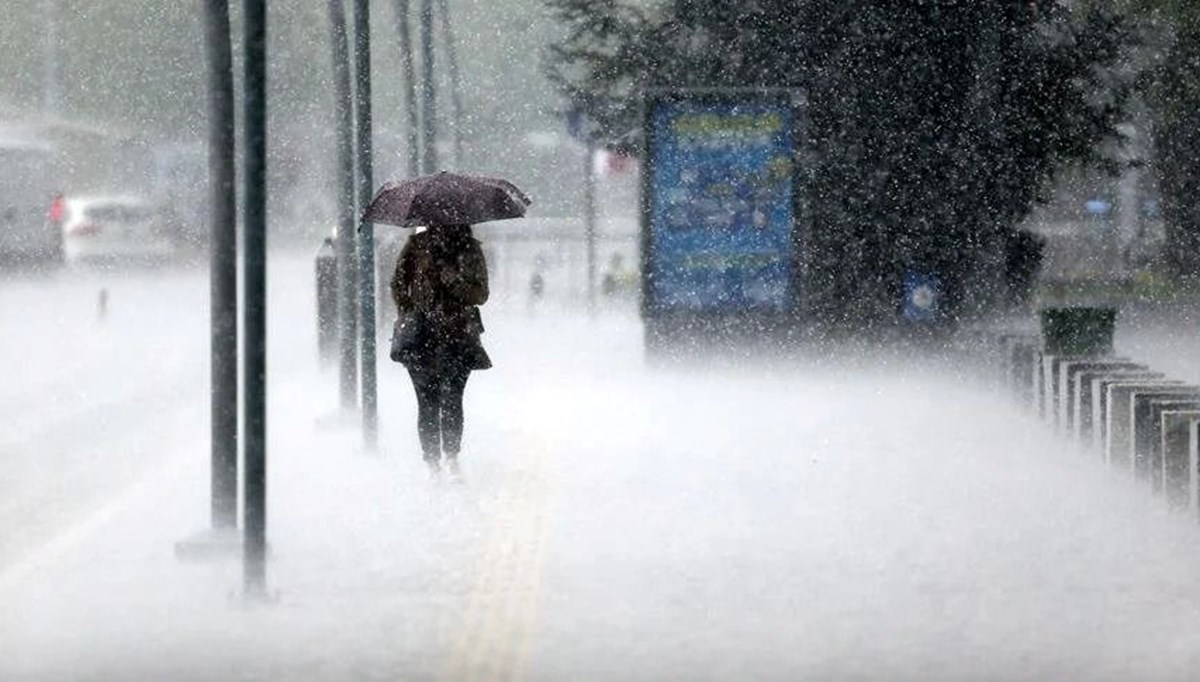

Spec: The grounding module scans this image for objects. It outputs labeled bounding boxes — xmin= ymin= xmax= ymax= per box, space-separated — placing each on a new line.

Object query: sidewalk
xmin=5 ymin=304 xmax=1200 ymax=680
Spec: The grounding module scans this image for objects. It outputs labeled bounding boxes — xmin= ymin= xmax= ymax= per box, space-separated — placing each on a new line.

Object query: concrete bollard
xmin=1161 ymin=412 xmax=1200 ymax=514
xmin=1104 ymin=381 xmax=1186 ymax=470
xmin=1036 ymin=350 xmax=1075 ymax=427
xmin=314 ymin=238 xmax=337 ymax=365
xmin=1075 ymin=368 xmax=1155 ymax=445
xmin=1131 ymin=392 xmax=1200 ymax=488
xmin=1090 ymin=374 xmax=1166 ymax=453
xmin=1192 ymin=419 xmax=1200 ymax=520
xmin=1033 ymin=350 xmax=1049 ymax=418
xmin=997 ymin=332 xmax=1037 ymax=390
xmin=1060 ymin=360 xmax=1142 ymax=434
xmin=1041 ymin=356 xmax=1142 ymax=432
xmin=1010 ymin=339 xmax=1040 ymax=405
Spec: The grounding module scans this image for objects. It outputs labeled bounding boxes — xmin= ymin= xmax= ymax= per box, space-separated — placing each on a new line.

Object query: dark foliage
xmin=1150 ymin=22 xmax=1200 ymax=282
xmin=545 ymin=0 xmax=1135 ymax=327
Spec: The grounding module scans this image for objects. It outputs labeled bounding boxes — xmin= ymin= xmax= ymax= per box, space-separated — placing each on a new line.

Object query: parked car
xmin=61 ymin=195 xmax=175 ymax=265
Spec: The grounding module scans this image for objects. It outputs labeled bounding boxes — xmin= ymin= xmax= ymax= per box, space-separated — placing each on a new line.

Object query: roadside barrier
xmin=974 ymin=307 xmax=1200 ymax=520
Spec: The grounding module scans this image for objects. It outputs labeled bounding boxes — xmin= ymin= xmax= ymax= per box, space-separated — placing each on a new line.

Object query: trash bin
xmin=315 ymin=237 xmax=337 ymax=365
xmin=1040 ymin=306 xmax=1116 ymax=357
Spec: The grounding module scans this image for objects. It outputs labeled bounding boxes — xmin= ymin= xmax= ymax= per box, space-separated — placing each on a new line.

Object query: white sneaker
xmin=426 ymin=460 xmax=442 ymax=483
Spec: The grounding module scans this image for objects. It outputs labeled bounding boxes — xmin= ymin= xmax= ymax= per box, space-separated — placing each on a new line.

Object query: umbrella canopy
xmin=361 ymin=171 xmax=531 ymax=228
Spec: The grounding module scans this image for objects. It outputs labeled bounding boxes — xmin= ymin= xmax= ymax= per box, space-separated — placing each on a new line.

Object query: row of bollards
xmin=983 ymin=307 xmax=1200 ymax=518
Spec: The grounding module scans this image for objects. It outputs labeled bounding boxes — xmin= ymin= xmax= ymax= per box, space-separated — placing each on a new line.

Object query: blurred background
xmin=1 ymin=1 xmax=1197 ymax=323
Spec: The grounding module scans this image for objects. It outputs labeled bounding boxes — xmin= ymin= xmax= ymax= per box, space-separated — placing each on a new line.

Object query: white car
xmin=61 ymin=195 xmax=175 ymax=265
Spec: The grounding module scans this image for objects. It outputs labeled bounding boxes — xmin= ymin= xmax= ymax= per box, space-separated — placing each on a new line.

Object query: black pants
xmin=406 ymin=363 xmax=471 ymax=462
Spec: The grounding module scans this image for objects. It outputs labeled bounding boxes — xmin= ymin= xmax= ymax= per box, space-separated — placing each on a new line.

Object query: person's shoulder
xmin=402 ymin=231 xmax=431 ymax=251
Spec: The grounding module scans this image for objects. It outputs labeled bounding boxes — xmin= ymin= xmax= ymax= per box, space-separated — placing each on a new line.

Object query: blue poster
xmin=647 ymin=99 xmax=794 ymax=312
xmin=901 ymin=272 xmax=942 ymax=323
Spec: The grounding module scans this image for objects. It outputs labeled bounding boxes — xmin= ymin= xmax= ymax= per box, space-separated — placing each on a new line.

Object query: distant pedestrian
xmin=601 ymin=253 xmax=633 ymax=298
xmin=390 ymin=224 xmax=491 ymax=481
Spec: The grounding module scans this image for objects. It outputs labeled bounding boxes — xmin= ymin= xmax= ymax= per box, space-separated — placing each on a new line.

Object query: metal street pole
xmin=419 ymin=0 xmax=437 ymax=174
xmin=331 ymin=0 xmax=359 ymax=411
xmin=584 ymin=136 xmax=597 ymax=315
xmin=241 ymin=0 xmax=268 ymax=597
xmin=391 ymin=0 xmax=420 ymax=178
xmin=42 ymin=0 xmax=62 ymax=115
xmin=354 ymin=0 xmax=378 ymax=449
xmin=435 ymin=0 xmax=463 ymax=167
xmin=203 ymin=0 xmax=238 ymax=531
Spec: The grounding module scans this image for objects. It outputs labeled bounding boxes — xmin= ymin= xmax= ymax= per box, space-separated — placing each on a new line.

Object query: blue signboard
xmin=901 ymin=271 xmax=942 ymax=323
xmin=646 ymin=98 xmax=795 ymax=312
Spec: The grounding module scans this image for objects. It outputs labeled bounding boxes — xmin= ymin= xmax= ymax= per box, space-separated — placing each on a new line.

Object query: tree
xmin=546 ymin=1 xmax=1135 ymax=328
xmin=1123 ymin=2 xmax=1200 ymax=283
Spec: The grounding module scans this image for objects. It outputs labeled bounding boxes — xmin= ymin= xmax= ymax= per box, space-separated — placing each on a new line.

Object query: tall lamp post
xmin=241 ymin=0 xmax=269 ymax=597
xmin=392 ymin=0 xmax=420 ymax=178
xmin=331 ymin=0 xmax=359 ymax=412
xmin=419 ymin=0 xmax=437 ymax=173
xmin=354 ymin=0 xmax=378 ymax=449
xmin=176 ymin=0 xmax=240 ymax=564
xmin=204 ymin=0 xmax=239 ymax=533
xmin=41 ymin=0 xmax=61 ymax=115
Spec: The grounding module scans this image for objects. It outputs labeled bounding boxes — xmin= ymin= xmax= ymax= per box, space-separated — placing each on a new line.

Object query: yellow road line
xmin=444 ymin=438 xmax=554 ymax=682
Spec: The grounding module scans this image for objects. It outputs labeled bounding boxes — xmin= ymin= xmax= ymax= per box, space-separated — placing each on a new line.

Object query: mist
xmin=3 ymin=1 xmax=1200 ymax=680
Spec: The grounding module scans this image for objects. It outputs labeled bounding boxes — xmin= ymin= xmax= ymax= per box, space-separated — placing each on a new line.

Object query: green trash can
xmin=1040 ymin=307 xmax=1117 ymax=357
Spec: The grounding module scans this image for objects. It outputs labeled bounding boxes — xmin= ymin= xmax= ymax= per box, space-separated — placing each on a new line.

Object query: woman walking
xmin=390 ymin=223 xmax=491 ymax=480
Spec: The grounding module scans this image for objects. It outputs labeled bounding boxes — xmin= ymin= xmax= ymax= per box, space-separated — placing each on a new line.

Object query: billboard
xmin=643 ymin=92 xmax=796 ymax=314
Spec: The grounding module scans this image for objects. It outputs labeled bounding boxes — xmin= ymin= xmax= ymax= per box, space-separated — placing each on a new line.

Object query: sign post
xmin=354 ymin=0 xmax=378 ymax=449
xmin=242 ymin=0 xmax=268 ymax=598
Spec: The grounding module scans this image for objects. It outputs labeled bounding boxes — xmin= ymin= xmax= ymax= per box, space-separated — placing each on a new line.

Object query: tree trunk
xmin=1155 ymin=27 xmax=1200 ymax=283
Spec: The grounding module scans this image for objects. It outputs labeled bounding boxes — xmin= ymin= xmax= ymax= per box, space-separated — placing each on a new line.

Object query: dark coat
xmin=390 ymin=227 xmax=491 ymax=371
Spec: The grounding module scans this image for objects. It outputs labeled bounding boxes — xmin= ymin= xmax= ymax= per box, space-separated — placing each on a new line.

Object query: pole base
xmin=229 ymin=587 xmax=281 ymax=607
xmin=314 ymin=407 xmax=360 ymax=430
xmin=174 ymin=527 xmax=242 ymax=562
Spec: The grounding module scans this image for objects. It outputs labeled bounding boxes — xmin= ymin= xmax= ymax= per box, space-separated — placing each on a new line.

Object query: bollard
xmin=999 ymin=333 xmax=1037 ymax=396
xmin=1058 ymin=360 xmax=1140 ymax=433
xmin=315 ymin=237 xmax=337 ymax=365
xmin=1075 ymin=368 xmax=1155 ymax=445
xmin=1011 ymin=340 xmax=1040 ymax=406
xmin=1033 ymin=350 xmax=1048 ymax=417
xmin=1192 ymin=420 xmax=1200 ymax=520
xmin=1104 ymin=381 xmax=1186 ymax=469
xmin=1090 ymin=374 xmax=1166 ymax=453
xmin=1161 ymin=411 xmax=1200 ymax=513
xmin=1130 ymin=391 xmax=1200 ymax=487
xmin=1041 ymin=354 xmax=1093 ymax=428
xmin=97 ymin=288 xmax=108 ymax=321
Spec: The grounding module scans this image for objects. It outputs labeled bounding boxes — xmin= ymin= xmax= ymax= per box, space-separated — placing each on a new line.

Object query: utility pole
xmin=419 ymin=0 xmax=437 ymax=174
xmin=392 ymin=0 xmax=420 ymax=178
xmin=331 ymin=0 xmax=359 ymax=411
xmin=584 ymin=135 xmax=598 ymax=314
xmin=241 ymin=0 xmax=268 ymax=598
xmin=41 ymin=0 xmax=61 ymax=115
xmin=436 ymin=0 xmax=463 ymax=167
xmin=203 ymin=0 xmax=238 ymax=532
xmin=354 ymin=0 xmax=378 ymax=449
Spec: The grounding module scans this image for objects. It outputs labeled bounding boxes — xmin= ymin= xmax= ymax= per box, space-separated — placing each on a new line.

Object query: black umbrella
xmin=361 ymin=171 xmax=531 ymax=228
